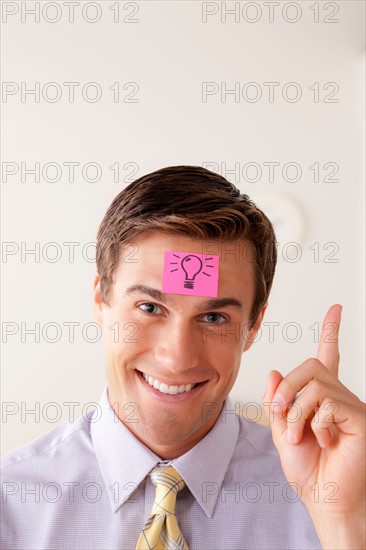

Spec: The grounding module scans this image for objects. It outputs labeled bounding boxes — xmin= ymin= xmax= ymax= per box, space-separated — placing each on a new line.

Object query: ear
xmin=242 ymin=303 xmax=268 ymax=352
xmin=93 ymin=273 xmax=104 ymax=326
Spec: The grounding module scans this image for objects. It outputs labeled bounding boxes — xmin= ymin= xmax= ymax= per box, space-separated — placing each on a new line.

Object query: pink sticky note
xmin=162 ymin=251 xmax=219 ymax=297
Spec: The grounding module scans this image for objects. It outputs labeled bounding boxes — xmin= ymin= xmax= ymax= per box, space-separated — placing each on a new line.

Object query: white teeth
xmin=141 ymin=372 xmax=196 ymax=394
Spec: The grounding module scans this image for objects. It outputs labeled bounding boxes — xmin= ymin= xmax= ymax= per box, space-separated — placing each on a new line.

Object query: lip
xmin=136 ymin=370 xmax=208 ymax=402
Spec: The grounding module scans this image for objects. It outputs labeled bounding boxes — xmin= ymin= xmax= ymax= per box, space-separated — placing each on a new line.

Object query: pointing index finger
xmin=316 ymin=303 xmax=342 ymax=377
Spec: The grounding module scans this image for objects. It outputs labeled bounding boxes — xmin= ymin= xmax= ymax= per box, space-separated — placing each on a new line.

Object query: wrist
xmin=310 ymin=511 xmax=366 ymax=550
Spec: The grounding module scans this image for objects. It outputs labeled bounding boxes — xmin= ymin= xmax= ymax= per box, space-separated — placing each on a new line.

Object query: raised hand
xmin=262 ymin=304 xmax=366 ymax=549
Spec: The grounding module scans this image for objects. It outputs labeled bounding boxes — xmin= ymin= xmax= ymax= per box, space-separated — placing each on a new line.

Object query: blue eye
xmin=138 ymin=303 xmax=162 ymax=315
xmin=202 ymin=313 xmax=228 ymax=325
xmin=138 ymin=303 xmax=228 ymax=325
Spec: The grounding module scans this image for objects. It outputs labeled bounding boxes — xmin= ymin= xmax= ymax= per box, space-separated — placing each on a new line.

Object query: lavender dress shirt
xmin=1 ymin=385 xmax=322 ymax=549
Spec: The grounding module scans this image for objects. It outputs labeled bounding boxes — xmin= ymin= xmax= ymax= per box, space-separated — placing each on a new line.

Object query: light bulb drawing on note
xmin=162 ymin=251 xmax=219 ymax=297
xmin=179 ymin=255 xmax=204 ymax=289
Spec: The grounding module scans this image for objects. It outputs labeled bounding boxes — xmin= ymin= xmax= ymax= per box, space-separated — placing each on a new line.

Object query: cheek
xmin=100 ymin=306 xmax=140 ymax=345
xmin=210 ymin=326 xmax=245 ymax=355
xmin=101 ymin=318 xmax=142 ymax=366
xmin=204 ymin=338 xmax=242 ymax=376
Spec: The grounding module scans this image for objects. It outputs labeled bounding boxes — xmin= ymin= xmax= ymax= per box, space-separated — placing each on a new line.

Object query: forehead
xmin=113 ymin=230 xmax=255 ymax=301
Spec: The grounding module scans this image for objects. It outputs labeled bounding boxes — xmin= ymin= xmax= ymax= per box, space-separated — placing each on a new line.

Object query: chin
xmin=144 ymin=417 xmax=194 ymax=443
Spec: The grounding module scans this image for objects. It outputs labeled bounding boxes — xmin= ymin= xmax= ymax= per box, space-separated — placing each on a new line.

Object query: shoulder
xmin=1 ymin=406 xmax=96 ymax=477
xmin=235 ymin=415 xmax=280 ymax=461
xmin=223 ymin=415 xmax=290 ymax=483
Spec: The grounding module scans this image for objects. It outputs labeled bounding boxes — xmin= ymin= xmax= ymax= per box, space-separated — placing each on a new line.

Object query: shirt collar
xmin=91 ymin=386 xmax=239 ymax=518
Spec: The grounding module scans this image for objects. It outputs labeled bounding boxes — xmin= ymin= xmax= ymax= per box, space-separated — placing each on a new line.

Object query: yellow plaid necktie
xmin=136 ymin=465 xmax=189 ymax=550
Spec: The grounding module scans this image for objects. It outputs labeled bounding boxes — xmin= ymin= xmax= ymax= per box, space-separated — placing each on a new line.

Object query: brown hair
xmin=96 ymin=165 xmax=277 ymax=328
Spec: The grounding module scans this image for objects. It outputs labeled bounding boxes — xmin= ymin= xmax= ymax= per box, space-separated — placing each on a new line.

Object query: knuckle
xmin=311 ymin=414 xmax=319 ymax=427
xmin=322 ymin=396 xmax=335 ymax=407
xmin=306 ymin=357 xmax=321 ymax=369
xmin=287 ymin=403 xmax=303 ymax=422
xmin=277 ymin=379 xmax=291 ymax=398
xmin=307 ymin=378 xmax=322 ymax=393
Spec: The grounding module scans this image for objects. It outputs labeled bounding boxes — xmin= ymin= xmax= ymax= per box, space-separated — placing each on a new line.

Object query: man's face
xmin=93 ymin=230 xmax=265 ymax=458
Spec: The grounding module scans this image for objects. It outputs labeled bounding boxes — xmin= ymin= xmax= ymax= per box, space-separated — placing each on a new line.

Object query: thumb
xmin=262 ymin=370 xmax=287 ymax=445
xmin=262 ymin=370 xmax=284 ymax=404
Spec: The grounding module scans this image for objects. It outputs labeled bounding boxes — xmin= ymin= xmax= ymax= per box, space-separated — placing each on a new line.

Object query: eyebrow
xmin=124 ymin=284 xmax=243 ymax=312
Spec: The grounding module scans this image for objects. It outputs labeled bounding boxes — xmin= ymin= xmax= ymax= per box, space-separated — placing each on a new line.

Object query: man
xmin=1 ymin=165 xmax=365 ymax=549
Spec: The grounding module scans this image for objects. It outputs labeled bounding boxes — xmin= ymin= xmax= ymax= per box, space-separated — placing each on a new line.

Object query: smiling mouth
xmin=137 ymin=370 xmax=207 ymax=395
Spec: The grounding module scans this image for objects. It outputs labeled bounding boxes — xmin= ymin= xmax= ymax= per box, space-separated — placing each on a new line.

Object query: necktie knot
xmin=136 ymin=465 xmax=189 ymax=549
xmin=150 ymin=465 xmax=186 ymax=516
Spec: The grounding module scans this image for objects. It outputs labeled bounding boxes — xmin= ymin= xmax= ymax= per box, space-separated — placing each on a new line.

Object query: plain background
xmin=1 ymin=0 xmax=365 ymax=455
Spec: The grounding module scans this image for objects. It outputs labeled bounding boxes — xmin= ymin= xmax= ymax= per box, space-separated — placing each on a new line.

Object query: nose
xmin=153 ymin=319 xmax=200 ymax=374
